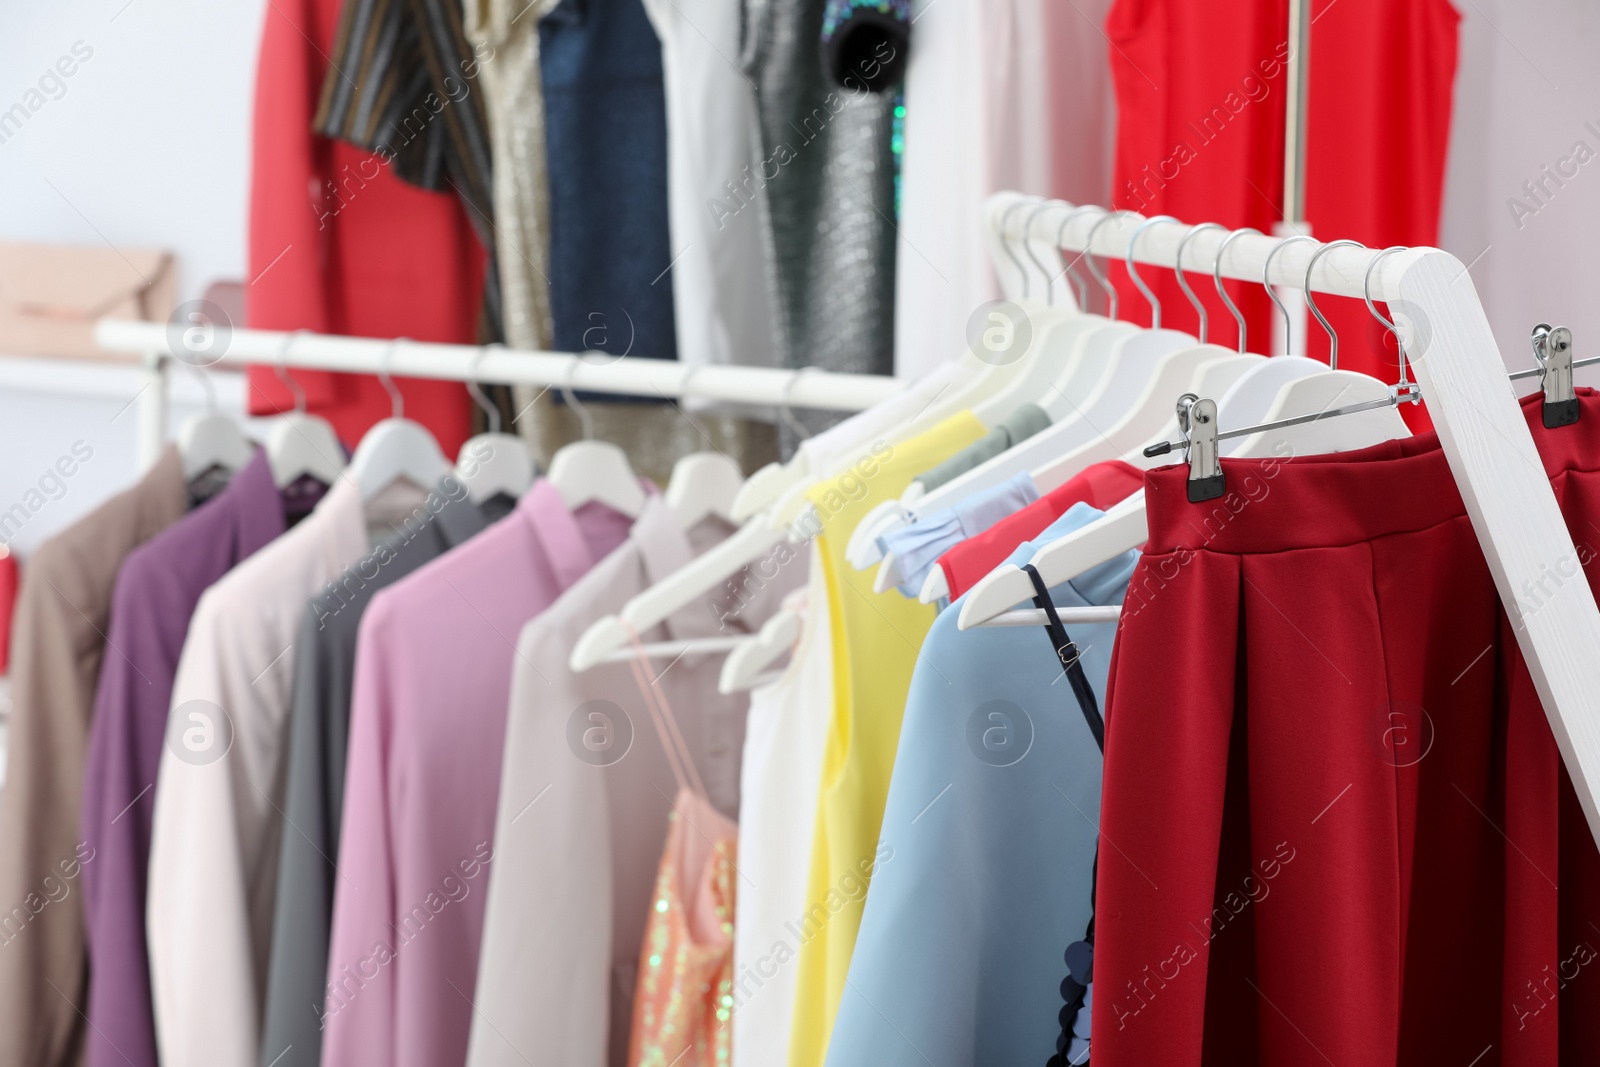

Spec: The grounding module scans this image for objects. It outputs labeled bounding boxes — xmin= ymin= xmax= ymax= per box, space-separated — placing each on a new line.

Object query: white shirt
xmin=731 ymin=554 xmax=834 ymax=1067
xmin=640 ymin=0 xmax=776 ymax=379
xmin=146 ymin=478 xmax=420 ymax=1067
xmin=893 ymin=0 xmax=1116 ymax=381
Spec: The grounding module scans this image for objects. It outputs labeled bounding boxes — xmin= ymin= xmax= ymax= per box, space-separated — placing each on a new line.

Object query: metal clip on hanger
xmin=1511 ymin=323 xmax=1580 ymax=429
xmin=1174 ymin=394 xmax=1222 ymax=502
xmin=1144 ymin=238 xmax=1421 ymax=501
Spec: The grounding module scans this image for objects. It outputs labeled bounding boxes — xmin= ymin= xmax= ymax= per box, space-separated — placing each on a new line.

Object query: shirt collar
xmin=225 ymin=448 xmax=289 ymax=558
xmin=518 ymin=479 xmax=595 ymax=593
xmin=430 ymin=476 xmax=493 ymax=551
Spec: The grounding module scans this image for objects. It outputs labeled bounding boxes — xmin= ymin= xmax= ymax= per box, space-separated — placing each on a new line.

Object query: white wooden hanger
xmin=175 ymin=365 xmax=254 ymax=481
xmin=958 ymin=237 xmax=1413 ymax=631
xmin=665 ymin=451 xmax=744 ymax=528
xmin=575 ymin=202 xmax=1133 ymax=670
xmin=454 ymin=345 xmax=535 ymax=504
xmin=718 ymin=605 xmax=804 ymax=693
xmin=1024 ymin=218 xmax=1257 ymax=493
xmin=570 ymin=515 xmax=783 ymax=670
xmin=731 ymin=196 xmax=1066 ymax=524
xmin=965 ymin=201 xmax=1098 ymax=425
xmin=877 ymin=220 xmax=1202 ymax=592
xmin=844 ymin=207 xmax=1126 ymax=569
xmin=604 ymin=457 xmax=776 ymax=674
xmin=545 ymin=356 xmax=647 ymax=518
xmin=847 ymin=212 xmax=1147 ymax=568
xmin=568 ymin=451 xmax=760 ymax=670
xmin=915 ymin=227 xmax=1265 ymax=605
xmin=265 ymin=333 xmax=346 ymax=489
xmin=346 ymin=339 xmax=452 ymax=501
xmin=1129 ymin=224 xmax=1267 ymax=453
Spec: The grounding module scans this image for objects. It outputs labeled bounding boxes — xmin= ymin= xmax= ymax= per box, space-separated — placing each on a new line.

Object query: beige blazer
xmin=0 ymin=448 xmax=186 ymax=1067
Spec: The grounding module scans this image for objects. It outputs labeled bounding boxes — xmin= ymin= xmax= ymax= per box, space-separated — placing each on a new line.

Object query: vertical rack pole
xmin=1273 ymin=0 xmax=1313 ymax=357
xmin=137 ymin=350 xmax=168 ymax=472
xmin=1282 ymin=0 xmax=1310 ymax=228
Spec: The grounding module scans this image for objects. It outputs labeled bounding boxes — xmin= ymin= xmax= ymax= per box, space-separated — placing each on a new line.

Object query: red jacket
xmin=245 ymin=0 xmax=483 ymax=455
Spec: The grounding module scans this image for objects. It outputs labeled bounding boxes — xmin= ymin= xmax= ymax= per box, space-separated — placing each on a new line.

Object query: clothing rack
xmin=92 ymin=320 xmax=906 ymax=470
xmin=1275 ymin=0 xmax=1312 ymax=354
xmin=993 ymin=190 xmax=1600 ymax=850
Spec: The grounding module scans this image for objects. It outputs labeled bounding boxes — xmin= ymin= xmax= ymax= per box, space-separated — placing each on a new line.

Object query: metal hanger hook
xmin=777 ymin=366 xmax=815 ymax=442
xmin=274 ymin=330 xmax=309 ymax=414
xmin=1022 ymin=200 xmax=1062 ymax=306
xmin=1084 ymin=210 xmax=1129 ymax=320
xmin=673 ymin=363 xmax=714 ymax=442
xmin=1364 ymin=246 xmax=1411 ymax=387
xmin=1125 ymin=215 xmax=1179 ymax=330
xmin=1175 ymin=222 xmax=1226 ymax=344
xmin=1053 ymin=204 xmax=1105 ymax=313
xmin=1263 ymin=234 xmax=1318 ymax=355
xmin=997 ymin=197 xmax=1042 ymax=300
xmin=468 ymin=345 xmax=502 ymax=433
xmin=1213 ymin=226 xmax=1262 ymax=354
xmin=1303 ymin=239 xmax=1367 ymax=371
xmin=377 ymin=337 xmax=406 ymax=420
xmin=559 ymin=355 xmax=595 ymax=440
xmin=183 ymin=361 xmax=220 ymax=415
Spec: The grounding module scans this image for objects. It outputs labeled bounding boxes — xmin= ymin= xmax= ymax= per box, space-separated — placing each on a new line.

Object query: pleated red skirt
xmin=1094 ymin=390 xmax=1600 ymax=1067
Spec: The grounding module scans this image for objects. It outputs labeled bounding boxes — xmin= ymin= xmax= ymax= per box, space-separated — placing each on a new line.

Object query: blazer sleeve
xmin=147 ymin=589 xmax=264 ymax=1067
xmin=80 ymin=562 xmax=171 ymax=1067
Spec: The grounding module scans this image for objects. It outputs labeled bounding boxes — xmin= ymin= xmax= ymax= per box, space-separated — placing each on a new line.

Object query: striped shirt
xmin=315 ymin=0 xmax=504 ymax=339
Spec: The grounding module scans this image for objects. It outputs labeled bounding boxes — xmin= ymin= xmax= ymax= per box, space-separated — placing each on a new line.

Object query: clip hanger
xmin=1175 ymin=393 xmax=1223 ymax=502
xmin=1534 ymin=323 xmax=1577 ymax=428
xmin=1511 ymin=323 xmax=1594 ymax=428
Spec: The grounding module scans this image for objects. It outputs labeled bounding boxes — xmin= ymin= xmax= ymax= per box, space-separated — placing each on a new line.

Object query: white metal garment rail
xmin=989 ymin=190 xmax=1600 ymax=851
xmin=92 ymin=319 xmax=906 ymax=471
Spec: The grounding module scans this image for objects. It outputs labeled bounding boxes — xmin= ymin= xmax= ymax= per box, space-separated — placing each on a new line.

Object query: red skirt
xmin=1094 ymin=390 xmax=1600 ymax=1067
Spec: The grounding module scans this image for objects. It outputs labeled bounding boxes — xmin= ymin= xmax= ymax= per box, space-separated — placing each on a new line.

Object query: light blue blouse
xmin=874 ymin=472 xmax=1038 ymax=598
xmin=824 ymin=502 xmax=1138 ymax=1067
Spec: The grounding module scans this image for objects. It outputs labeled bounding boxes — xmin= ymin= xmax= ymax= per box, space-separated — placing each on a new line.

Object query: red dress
xmin=1092 ymin=390 xmax=1600 ymax=1066
xmin=1105 ymin=0 xmax=1459 ymax=428
xmin=245 ymin=0 xmax=482 ymax=455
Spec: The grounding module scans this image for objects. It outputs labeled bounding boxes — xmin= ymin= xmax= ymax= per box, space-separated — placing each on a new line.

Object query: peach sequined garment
xmin=627 ymin=788 xmax=738 ymax=1067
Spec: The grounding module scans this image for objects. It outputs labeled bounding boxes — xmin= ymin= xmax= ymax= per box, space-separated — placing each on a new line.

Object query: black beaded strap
xmin=1021 ymin=563 xmax=1101 ymax=1066
xmin=1021 ymin=564 xmax=1105 ymax=753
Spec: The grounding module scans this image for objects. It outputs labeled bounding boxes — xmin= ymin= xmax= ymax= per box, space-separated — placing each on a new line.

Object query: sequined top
xmin=628 ymin=789 xmax=739 ymax=1067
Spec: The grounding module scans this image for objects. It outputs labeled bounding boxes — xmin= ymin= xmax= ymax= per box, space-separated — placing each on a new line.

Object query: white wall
xmin=0 ymin=0 xmax=269 ymax=302
xmin=0 ymin=0 xmax=268 ymax=555
xmin=1438 ymin=0 xmax=1600 ymax=385
xmin=0 ymin=360 xmax=272 ymax=558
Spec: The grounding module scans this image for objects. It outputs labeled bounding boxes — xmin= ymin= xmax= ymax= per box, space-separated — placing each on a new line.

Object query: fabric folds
xmin=1092 ymin=390 xmax=1600 ymax=1066
xmin=826 ymin=503 xmax=1137 ymax=1067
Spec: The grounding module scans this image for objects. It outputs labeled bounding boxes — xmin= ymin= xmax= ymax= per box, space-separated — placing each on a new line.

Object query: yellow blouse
xmin=785 ymin=411 xmax=988 ymax=1067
